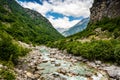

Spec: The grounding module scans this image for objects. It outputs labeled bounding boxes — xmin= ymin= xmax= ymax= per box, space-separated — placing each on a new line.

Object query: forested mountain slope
xmin=0 ymin=0 xmax=63 ymax=45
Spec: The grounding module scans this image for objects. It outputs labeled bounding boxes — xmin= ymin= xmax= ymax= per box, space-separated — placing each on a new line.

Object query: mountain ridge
xmin=62 ymin=17 xmax=89 ymax=37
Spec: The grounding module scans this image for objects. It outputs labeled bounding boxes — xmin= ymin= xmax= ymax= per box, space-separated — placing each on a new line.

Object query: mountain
xmin=56 ymin=28 xmax=68 ymax=34
xmin=69 ymin=0 xmax=120 ymax=40
xmin=62 ymin=18 xmax=89 ymax=37
xmin=0 ymin=0 xmax=63 ymax=45
xmin=47 ymin=0 xmax=120 ymax=66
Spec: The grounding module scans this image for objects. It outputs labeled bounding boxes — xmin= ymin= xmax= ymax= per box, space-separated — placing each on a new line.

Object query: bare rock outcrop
xmin=90 ymin=0 xmax=120 ymax=23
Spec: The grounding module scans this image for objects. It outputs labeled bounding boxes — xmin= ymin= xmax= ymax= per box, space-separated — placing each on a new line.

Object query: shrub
xmin=47 ymin=39 xmax=120 ymax=64
xmin=0 ymin=69 xmax=15 ymax=80
xmin=114 ymin=44 xmax=120 ymax=64
xmin=0 ymin=31 xmax=29 ymax=63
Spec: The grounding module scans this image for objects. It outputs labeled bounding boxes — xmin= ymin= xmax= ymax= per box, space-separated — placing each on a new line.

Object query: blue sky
xmin=17 ymin=0 xmax=93 ymax=29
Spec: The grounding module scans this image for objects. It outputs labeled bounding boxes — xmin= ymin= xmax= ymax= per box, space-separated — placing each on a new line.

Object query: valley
xmin=0 ymin=0 xmax=120 ymax=80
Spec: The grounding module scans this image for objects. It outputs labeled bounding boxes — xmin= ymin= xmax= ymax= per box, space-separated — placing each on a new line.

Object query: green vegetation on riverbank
xmin=0 ymin=68 xmax=15 ymax=80
xmin=47 ymin=39 xmax=120 ymax=65
xmin=0 ymin=31 xmax=29 ymax=63
xmin=0 ymin=31 xmax=29 ymax=79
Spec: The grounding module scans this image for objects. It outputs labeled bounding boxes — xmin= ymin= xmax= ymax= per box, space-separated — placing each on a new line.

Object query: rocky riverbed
xmin=14 ymin=45 xmax=111 ymax=80
xmin=0 ymin=43 xmax=120 ymax=80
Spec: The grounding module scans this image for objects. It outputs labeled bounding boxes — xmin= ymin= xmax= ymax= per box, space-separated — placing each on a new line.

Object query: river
xmin=15 ymin=46 xmax=110 ymax=80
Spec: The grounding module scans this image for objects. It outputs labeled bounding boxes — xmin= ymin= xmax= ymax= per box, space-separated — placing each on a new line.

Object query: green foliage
xmin=0 ymin=31 xmax=29 ymax=63
xmin=0 ymin=0 xmax=63 ymax=45
xmin=47 ymin=39 xmax=120 ymax=64
xmin=114 ymin=44 xmax=120 ymax=64
xmin=0 ymin=68 xmax=15 ymax=80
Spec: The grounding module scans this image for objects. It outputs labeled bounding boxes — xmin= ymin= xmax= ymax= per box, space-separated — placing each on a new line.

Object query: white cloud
xmin=17 ymin=0 xmax=93 ymax=17
xmin=48 ymin=0 xmax=93 ymax=17
xmin=16 ymin=0 xmax=93 ymax=28
xmin=17 ymin=1 xmax=51 ymax=16
xmin=48 ymin=16 xmax=80 ymax=29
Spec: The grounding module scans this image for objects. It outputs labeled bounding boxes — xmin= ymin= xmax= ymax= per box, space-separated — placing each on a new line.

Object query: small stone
xmin=24 ymin=70 xmax=27 ymax=73
xmin=51 ymin=61 xmax=55 ymax=64
xmin=95 ymin=61 xmax=102 ymax=65
xmin=37 ymin=67 xmax=44 ymax=70
xmin=55 ymin=63 xmax=61 ymax=66
xmin=50 ymin=59 xmax=55 ymax=62
xmin=116 ymin=71 xmax=120 ymax=79
xmin=30 ymin=65 xmax=36 ymax=69
xmin=117 ymin=72 xmax=120 ymax=76
xmin=26 ymin=72 xmax=34 ymax=78
xmin=34 ymin=74 xmax=40 ymax=78
xmin=0 ymin=64 xmax=3 ymax=68
xmin=37 ymin=60 xmax=42 ymax=64
xmin=69 ymin=70 xmax=79 ymax=76
xmin=15 ymin=69 xmax=23 ymax=75
xmin=57 ymin=68 xmax=66 ymax=75
xmin=29 ymin=62 xmax=34 ymax=66
xmin=85 ymin=73 xmax=92 ymax=77
xmin=66 ymin=73 xmax=72 ymax=77
xmin=52 ymin=73 xmax=60 ymax=77
xmin=34 ymin=71 xmax=42 ymax=75
xmin=42 ymin=60 xmax=48 ymax=63
xmin=82 ymin=59 xmax=88 ymax=62
xmin=76 ymin=57 xmax=83 ymax=61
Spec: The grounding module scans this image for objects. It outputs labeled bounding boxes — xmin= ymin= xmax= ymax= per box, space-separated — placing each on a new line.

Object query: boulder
xmin=103 ymin=65 xmax=120 ymax=79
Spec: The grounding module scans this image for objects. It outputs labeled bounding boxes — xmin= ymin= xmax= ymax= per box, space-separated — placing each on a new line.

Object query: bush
xmin=114 ymin=44 xmax=120 ymax=64
xmin=47 ymin=39 xmax=120 ymax=64
xmin=0 ymin=69 xmax=15 ymax=80
xmin=0 ymin=31 xmax=29 ymax=63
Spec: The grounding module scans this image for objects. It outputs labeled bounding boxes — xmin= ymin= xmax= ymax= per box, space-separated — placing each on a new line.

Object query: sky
xmin=16 ymin=0 xmax=93 ymax=29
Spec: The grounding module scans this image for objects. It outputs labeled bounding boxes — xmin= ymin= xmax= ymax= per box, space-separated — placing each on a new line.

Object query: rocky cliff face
xmin=90 ymin=0 xmax=120 ymax=22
